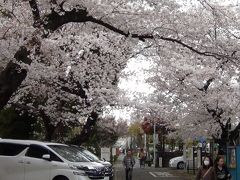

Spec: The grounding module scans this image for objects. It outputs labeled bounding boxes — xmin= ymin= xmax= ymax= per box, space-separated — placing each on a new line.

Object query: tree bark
xmin=69 ymin=111 xmax=99 ymax=145
xmin=0 ymin=44 xmax=34 ymax=111
xmin=0 ymin=62 xmax=27 ymax=110
xmin=41 ymin=112 xmax=56 ymax=141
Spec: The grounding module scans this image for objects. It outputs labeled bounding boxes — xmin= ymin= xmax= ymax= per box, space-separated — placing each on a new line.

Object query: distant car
xmin=169 ymin=156 xmax=185 ymax=169
xmin=169 ymin=156 xmax=200 ymax=170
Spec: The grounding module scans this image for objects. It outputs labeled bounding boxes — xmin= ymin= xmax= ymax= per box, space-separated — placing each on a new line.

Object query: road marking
xmin=149 ymin=172 xmax=157 ymax=177
xmin=149 ymin=172 xmax=177 ymax=177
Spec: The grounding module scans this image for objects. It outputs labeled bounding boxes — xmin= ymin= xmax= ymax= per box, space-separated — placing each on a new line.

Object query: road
xmin=114 ymin=158 xmax=195 ymax=180
xmin=114 ymin=167 xmax=195 ymax=180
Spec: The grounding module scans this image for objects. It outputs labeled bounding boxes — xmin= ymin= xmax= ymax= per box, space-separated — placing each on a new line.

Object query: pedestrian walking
xmin=138 ymin=148 xmax=146 ymax=168
xmin=123 ymin=150 xmax=135 ymax=180
xmin=196 ymin=156 xmax=217 ymax=180
xmin=214 ymin=156 xmax=231 ymax=180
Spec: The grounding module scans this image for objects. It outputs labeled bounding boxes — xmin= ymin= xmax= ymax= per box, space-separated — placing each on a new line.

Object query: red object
xmin=141 ymin=117 xmax=153 ymax=134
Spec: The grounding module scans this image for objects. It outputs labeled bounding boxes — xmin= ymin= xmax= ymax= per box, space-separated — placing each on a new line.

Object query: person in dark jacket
xmin=123 ymin=150 xmax=135 ymax=180
xmin=138 ymin=148 xmax=146 ymax=168
xmin=215 ymin=156 xmax=231 ymax=180
xmin=196 ymin=156 xmax=217 ymax=180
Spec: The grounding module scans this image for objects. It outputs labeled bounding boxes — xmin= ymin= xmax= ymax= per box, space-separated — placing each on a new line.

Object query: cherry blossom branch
xmin=42 ymin=6 xmax=234 ymax=61
xmin=197 ymin=78 xmax=215 ymax=92
xmin=0 ymin=1 xmax=236 ymax=112
xmin=29 ymin=0 xmax=41 ymax=27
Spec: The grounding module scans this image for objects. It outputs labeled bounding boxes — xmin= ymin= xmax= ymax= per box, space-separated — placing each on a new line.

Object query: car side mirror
xmin=103 ymin=158 xmax=106 ymax=162
xmin=42 ymin=154 xmax=51 ymax=161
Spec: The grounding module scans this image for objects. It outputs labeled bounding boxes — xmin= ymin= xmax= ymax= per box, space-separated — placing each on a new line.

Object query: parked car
xmin=169 ymin=156 xmax=185 ymax=169
xmin=169 ymin=156 xmax=199 ymax=170
xmin=71 ymin=146 xmax=113 ymax=180
xmin=0 ymin=139 xmax=106 ymax=180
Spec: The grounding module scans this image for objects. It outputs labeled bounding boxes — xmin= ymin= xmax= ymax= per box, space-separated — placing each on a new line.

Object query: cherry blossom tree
xmin=157 ymin=1 xmax=240 ymax=143
xmin=0 ymin=0 xmax=155 ymax=140
xmin=1 ymin=0 xmax=240 ymax=141
xmin=74 ymin=116 xmax=128 ymax=148
xmin=2 ymin=0 xmax=238 ymax=108
xmin=118 ymin=1 xmax=240 ymax=145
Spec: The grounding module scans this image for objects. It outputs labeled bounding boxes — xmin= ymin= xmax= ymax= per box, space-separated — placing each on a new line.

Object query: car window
xmin=50 ymin=151 xmax=63 ymax=162
xmin=0 ymin=142 xmax=28 ymax=156
xmin=26 ymin=145 xmax=49 ymax=159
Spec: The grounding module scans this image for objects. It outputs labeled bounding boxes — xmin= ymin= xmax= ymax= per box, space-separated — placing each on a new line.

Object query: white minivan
xmin=71 ymin=146 xmax=113 ymax=180
xmin=0 ymin=139 xmax=106 ymax=180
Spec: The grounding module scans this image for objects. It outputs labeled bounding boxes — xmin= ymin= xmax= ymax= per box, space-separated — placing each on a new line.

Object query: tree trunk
xmin=0 ymin=62 xmax=27 ymax=110
xmin=44 ymin=124 xmax=56 ymax=141
xmin=69 ymin=111 xmax=99 ymax=145
xmin=41 ymin=111 xmax=56 ymax=141
xmin=214 ymin=123 xmax=230 ymax=155
xmin=0 ymin=47 xmax=31 ymax=111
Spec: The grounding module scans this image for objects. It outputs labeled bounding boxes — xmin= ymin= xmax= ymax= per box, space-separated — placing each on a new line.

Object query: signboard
xmin=101 ymin=148 xmax=111 ymax=161
xmin=228 ymin=148 xmax=236 ymax=168
xmin=186 ymin=148 xmax=193 ymax=160
xmin=112 ymin=148 xmax=116 ymax=156
xmin=197 ymin=148 xmax=202 ymax=168
xmin=183 ymin=145 xmax=187 ymax=162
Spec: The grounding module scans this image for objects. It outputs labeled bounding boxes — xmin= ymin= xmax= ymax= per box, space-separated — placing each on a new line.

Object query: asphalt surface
xmin=114 ymin=156 xmax=195 ymax=180
xmin=114 ymin=167 xmax=195 ymax=180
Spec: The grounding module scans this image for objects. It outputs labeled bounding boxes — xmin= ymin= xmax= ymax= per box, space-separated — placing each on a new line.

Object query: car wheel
xmin=53 ymin=176 xmax=69 ymax=180
xmin=177 ymin=162 xmax=185 ymax=169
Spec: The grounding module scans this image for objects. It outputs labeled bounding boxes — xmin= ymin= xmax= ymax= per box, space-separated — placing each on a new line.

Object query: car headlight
xmin=73 ymin=171 xmax=87 ymax=176
xmin=69 ymin=165 xmax=90 ymax=176
xmin=69 ymin=164 xmax=78 ymax=170
xmin=69 ymin=164 xmax=105 ymax=178
xmin=69 ymin=165 xmax=93 ymax=171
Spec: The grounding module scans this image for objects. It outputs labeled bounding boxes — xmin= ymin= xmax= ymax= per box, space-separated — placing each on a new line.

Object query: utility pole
xmin=144 ymin=134 xmax=147 ymax=150
xmin=153 ymin=119 xmax=156 ymax=167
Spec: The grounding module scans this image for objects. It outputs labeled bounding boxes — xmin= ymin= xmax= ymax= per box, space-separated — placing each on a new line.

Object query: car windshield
xmin=81 ymin=149 xmax=100 ymax=161
xmin=48 ymin=145 xmax=90 ymax=162
xmin=72 ymin=146 xmax=100 ymax=162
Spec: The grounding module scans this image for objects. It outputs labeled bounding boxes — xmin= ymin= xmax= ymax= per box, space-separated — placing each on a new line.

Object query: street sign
xmin=202 ymin=141 xmax=207 ymax=150
xmin=101 ymin=148 xmax=111 ymax=161
xmin=199 ymin=137 xmax=206 ymax=143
